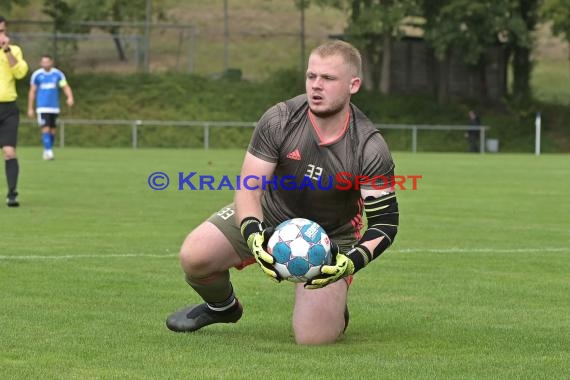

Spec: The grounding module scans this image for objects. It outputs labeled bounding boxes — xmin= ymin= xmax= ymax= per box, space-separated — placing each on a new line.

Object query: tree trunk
xmin=501 ymin=46 xmax=511 ymax=98
xmin=428 ymin=47 xmax=438 ymax=98
xmin=368 ymin=41 xmax=381 ymax=91
xmin=361 ymin=39 xmax=381 ymax=91
xmin=112 ymin=35 xmax=127 ymax=61
xmin=351 ymin=0 xmax=361 ymax=22
xmin=478 ymin=58 xmax=488 ymax=99
xmin=437 ymin=53 xmax=449 ymax=105
xmin=110 ymin=26 xmax=127 ymax=61
xmin=380 ymin=33 xmax=391 ymax=95
xmin=512 ymin=45 xmax=532 ymax=100
xmin=360 ymin=41 xmax=374 ymax=90
xmin=511 ymin=0 xmax=538 ymax=101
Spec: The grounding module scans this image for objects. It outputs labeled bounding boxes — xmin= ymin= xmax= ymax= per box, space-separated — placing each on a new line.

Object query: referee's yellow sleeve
xmin=0 ymin=45 xmax=28 ymax=101
xmin=10 ymin=46 xmax=29 ymax=79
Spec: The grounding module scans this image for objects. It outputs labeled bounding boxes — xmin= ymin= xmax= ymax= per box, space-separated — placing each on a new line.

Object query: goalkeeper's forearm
xmin=347 ymin=192 xmax=399 ymax=273
xmin=234 ymin=186 xmax=264 ymax=226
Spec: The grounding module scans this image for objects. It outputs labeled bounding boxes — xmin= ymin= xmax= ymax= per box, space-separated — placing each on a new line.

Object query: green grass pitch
xmin=1 ymin=148 xmax=568 ymax=379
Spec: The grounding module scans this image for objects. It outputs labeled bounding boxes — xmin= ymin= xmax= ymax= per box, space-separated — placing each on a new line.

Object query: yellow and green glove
xmin=304 ymin=242 xmax=356 ymax=289
xmin=240 ymin=217 xmax=281 ymax=282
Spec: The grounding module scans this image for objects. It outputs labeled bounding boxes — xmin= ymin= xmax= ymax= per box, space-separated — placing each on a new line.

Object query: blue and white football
xmin=267 ymin=218 xmax=332 ymax=283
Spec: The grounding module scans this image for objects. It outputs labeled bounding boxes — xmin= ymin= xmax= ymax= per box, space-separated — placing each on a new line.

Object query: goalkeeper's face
xmin=305 ymin=53 xmax=361 ymax=118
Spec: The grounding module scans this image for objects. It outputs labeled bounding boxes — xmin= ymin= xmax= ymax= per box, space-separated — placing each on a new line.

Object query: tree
xmin=314 ymin=0 xmax=419 ymax=93
xmin=42 ymin=0 xmax=81 ymax=70
xmin=43 ymin=0 xmax=76 ymax=32
xmin=542 ymin=0 xmax=570 ymax=61
xmin=74 ymin=1 xmax=128 ymax=61
xmin=422 ymin=0 xmax=518 ymax=102
xmin=421 ymin=0 xmax=540 ymax=103
xmin=43 ymin=0 xmax=166 ymax=62
xmin=0 ymin=0 xmax=28 ymax=12
xmin=509 ymin=0 xmax=542 ymax=101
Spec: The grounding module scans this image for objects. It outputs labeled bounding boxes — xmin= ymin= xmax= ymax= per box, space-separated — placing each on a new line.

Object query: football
xmin=267 ymin=218 xmax=332 ymax=283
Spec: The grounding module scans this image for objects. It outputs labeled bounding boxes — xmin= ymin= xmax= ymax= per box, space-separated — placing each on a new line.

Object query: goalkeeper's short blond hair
xmin=310 ymin=40 xmax=362 ymax=77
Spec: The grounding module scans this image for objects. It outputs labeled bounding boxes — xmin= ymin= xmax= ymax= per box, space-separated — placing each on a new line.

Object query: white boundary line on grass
xmin=0 ymin=247 xmax=566 ymax=261
xmin=0 ymin=253 xmax=175 ymax=261
xmin=393 ymin=247 xmax=568 ymax=254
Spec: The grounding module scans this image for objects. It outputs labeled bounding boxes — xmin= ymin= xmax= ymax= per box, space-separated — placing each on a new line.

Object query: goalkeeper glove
xmin=304 ymin=242 xmax=356 ymax=289
xmin=240 ymin=217 xmax=281 ymax=282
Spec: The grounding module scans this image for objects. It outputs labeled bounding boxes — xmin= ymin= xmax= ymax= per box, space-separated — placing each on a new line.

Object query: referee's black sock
xmin=5 ymin=158 xmax=19 ymax=194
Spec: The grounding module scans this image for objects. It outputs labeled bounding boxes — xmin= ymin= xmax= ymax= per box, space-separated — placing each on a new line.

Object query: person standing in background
xmin=466 ymin=110 xmax=481 ymax=153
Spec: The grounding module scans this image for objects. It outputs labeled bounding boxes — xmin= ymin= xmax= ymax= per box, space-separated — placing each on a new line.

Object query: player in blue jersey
xmin=27 ymin=54 xmax=74 ymax=160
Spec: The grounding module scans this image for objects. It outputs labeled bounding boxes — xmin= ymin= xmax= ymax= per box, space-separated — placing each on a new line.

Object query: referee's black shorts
xmin=0 ymin=102 xmax=19 ymax=148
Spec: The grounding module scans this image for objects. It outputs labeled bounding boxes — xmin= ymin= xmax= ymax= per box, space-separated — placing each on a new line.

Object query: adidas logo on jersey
xmin=286 ymin=149 xmax=302 ymax=160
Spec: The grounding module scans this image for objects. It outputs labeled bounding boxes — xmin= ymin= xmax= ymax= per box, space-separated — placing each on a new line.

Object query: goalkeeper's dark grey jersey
xmin=248 ymin=94 xmax=394 ymax=239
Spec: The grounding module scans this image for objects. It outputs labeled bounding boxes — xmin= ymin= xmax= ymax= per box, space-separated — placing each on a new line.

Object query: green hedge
xmin=15 ymin=70 xmax=570 ymax=152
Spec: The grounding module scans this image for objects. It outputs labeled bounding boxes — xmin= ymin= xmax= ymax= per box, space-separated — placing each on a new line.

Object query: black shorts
xmin=0 ymin=102 xmax=19 ymax=147
xmin=38 ymin=113 xmax=58 ymax=128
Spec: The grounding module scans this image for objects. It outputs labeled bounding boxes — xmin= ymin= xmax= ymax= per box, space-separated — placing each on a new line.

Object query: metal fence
xmin=20 ymin=119 xmax=489 ymax=153
xmin=10 ymin=24 xmax=197 ymax=75
xmin=8 ymin=9 xmax=318 ymax=78
xmin=378 ymin=124 xmax=489 ymax=153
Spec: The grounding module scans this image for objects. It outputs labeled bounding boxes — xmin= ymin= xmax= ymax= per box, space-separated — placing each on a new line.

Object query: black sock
xmin=5 ymin=158 xmax=19 ymax=194
xmin=206 ymin=292 xmax=237 ymax=313
xmin=185 ymin=270 xmax=235 ymax=305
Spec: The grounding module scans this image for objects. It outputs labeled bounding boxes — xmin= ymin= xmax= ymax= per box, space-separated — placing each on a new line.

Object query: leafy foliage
xmin=542 ymin=0 xmax=570 ymax=57
xmin=311 ymin=0 xmax=419 ymax=91
xmin=425 ymin=1 xmax=507 ymax=63
xmin=40 ymin=0 xmax=167 ymax=62
xmin=0 ymin=0 xmax=28 ymax=12
xmin=70 ymin=0 xmax=166 ymax=24
xmin=310 ymin=0 xmax=546 ymax=101
xmin=14 ymin=71 xmax=570 ymax=151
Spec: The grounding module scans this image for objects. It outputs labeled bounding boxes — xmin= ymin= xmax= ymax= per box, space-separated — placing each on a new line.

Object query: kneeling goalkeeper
xmin=166 ymin=40 xmax=399 ymax=345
